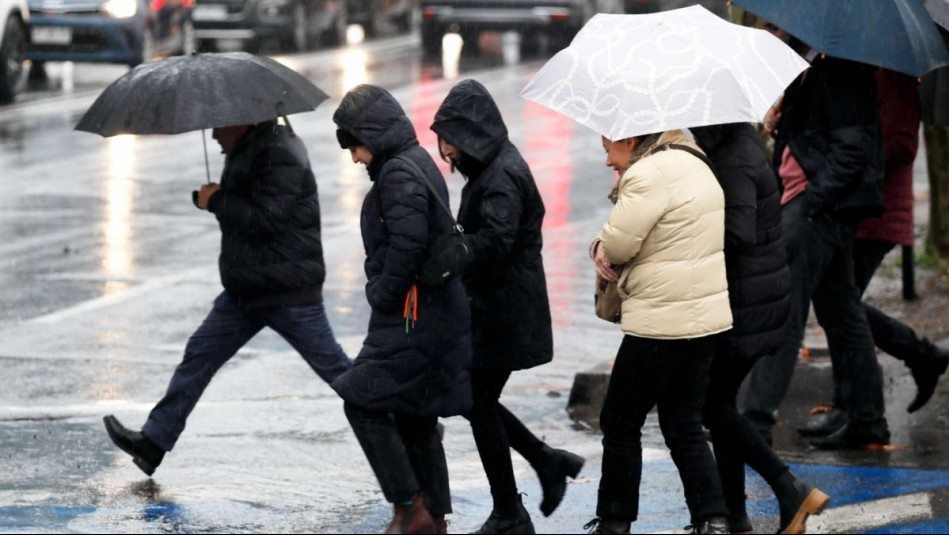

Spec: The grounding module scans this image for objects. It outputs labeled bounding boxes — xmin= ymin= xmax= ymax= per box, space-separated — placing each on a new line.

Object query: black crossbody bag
xmin=390 ymin=156 xmax=473 ymax=288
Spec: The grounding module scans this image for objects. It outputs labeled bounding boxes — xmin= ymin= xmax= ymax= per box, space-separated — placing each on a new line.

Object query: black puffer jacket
xmin=207 ymin=120 xmax=324 ymax=308
xmin=430 ymin=79 xmax=553 ymax=371
xmin=693 ymin=123 xmax=790 ymax=361
xmin=776 ymin=54 xmax=885 ymax=222
xmin=330 ymin=84 xmax=472 ymax=417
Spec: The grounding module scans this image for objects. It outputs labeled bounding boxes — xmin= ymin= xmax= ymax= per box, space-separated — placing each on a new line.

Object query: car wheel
xmin=420 ymin=20 xmax=442 ymax=58
xmin=321 ymin=10 xmax=345 ymax=47
xmin=281 ymin=2 xmax=308 ymax=52
xmin=0 ymin=16 xmax=27 ymax=104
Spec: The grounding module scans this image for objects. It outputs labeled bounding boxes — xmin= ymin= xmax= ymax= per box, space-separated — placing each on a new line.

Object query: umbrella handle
xmin=201 ymin=129 xmax=211 ymax=184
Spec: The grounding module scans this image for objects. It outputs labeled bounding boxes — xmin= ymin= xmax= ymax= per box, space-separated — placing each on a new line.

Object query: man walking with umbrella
xmin=102 ymin=118 xmax=352 ymax=476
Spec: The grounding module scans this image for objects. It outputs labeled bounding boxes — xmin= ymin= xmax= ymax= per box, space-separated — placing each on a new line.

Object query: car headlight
xmin=103 ymin=0 xmax=138 ymax=18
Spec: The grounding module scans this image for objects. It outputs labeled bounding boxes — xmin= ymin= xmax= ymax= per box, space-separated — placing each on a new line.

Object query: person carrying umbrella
xmin=331 ymin=84 xmax=473 ymax=535
xmin=423 ymin=79 xmax=585 ymax=535
xmin=103 ymin=118 xmax=353 ymax=474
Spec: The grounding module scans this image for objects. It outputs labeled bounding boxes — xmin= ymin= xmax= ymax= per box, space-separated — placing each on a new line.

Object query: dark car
xmin=418 ymin=0 xmax=623 ymax=57
xmin=192 ymin=0 xmax=346 ymax=53
xmin=346 ymin=0 xmax=413 ymax=36
xmin=26 ymin=0 xmax=193 ymax=67
xmin=624 ymin=0 xmax=727 ymax=16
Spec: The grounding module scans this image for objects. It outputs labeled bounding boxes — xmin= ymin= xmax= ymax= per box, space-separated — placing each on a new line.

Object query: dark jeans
xmin=743 ymin=196 xmax=887 ymax=431
xmin=597 ymin=334 xmax=726 ymax=523
xmin=703 ymin=345 xmax=788 ymax=520
xmin=828 ymin=238 xmax=933 ymax=406
xmin=142 ymin=292 xmax=351 ymax=451
xmin=344 ymin=402 xmax=452 ymax=515
xmin=467 ymin=368 xmax=547 ymax=515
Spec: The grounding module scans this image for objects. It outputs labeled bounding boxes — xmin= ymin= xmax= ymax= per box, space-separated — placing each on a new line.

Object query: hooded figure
xmin=429 ymin=79 xmax=583 ymax=535
xmin=431 ymin=79 xmax=553 ymax=372
xmin=331 ymin=84 xmax=472 ymax=535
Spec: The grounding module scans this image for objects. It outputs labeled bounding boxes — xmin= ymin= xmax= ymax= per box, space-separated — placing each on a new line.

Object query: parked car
xmin=193 ymin=0 xmax=346 ymax=53
xmin=624 ymin=0 xmax=727 ymax=16
xmin=346 ymin=0 xmax=413 ymax=36
xmin=418 ymin=0 xmax=622 ymax=57
xmin=0 ymin=0 xmax=28 ymax=103
xmin=25 ymin=0 xmax=193 ymax=68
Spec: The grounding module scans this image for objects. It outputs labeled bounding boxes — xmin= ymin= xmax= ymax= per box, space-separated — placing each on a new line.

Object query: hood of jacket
xmin=431 ymin=79 xmax=509 ymax=164
xmin=333 ymin=84 xmax=419 ymax=177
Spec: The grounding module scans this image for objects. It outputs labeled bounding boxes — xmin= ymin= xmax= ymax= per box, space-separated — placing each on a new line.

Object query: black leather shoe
xmin=471 ymin=496 xmax=535 ymax=534
xmin=534 ymin=446 xmax=585 ymax=517
xmin=809 ymin=421 xmax=890 ymax=450
xmin=103 ymin=415 xmax=165 ymax=476
xmin=796 ymin=407 xmax=847 ymax=437
xmin=907 ymin=341 xmax=949 ymax=413
xmin=582 ymin=518 xmax=630 ymax=534
xmin=688 ymin=517 xmax=729 ymax=534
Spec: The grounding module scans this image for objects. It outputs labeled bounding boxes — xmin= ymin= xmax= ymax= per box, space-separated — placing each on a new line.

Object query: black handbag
xmin=392 ymin=156 xmax=473 ymax=289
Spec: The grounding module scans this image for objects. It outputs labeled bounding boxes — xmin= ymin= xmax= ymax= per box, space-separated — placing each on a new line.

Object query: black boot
xmin=103 ymin=415 xmax=165 ymax=476
xmin=532 ymin=446 xmax=585 ymax=517
xmin=471 ymin=495 xmax=534 ymax=534
xmin=728 ymin=513 xmax=754 ymax=534
xmin=907 ymin=340 xmax=949 ymax=413
xmin=582 ymin=518 xmax=630 ymax=534
xmin=771 ymin=471 xmax=830 ymax=534
xmin=688 ymin=517 xmax=728 ymax=534
xmin=809 ymin=420 xmax=890 ymax=450
xmin=796 ymin=407 xmax=847 ymax=437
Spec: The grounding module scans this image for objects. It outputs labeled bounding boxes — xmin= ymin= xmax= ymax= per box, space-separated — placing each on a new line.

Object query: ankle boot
xmin=728 ymin=513 xmax=754 ymax=534
xmin=471 ymin=495 xmax=534 ymax=534
xmin=103 ymin=415 xmax=165 ymax=476
xmin=431 ymin=514 xmax=448 ymax=534
xmin=385 ymin=493 xmax=436 ymax=534
xmin=689 ymin=517 xmax=729 ymax=534
xmin=532 ymin=446 xmax=585 ymax=517
xmin=772 ymin=471 xmax=830 ymax=534
xmin=907 ymin=340 xmax=949 ymax=413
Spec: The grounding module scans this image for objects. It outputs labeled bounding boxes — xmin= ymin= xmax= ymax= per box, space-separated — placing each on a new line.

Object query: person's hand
xmin=763 ymin=103 xmax=782 ymax=137
xmin=594 ymin=242 xmax=619 ymax=283
xmin=197 ymin=183 xmax=221 ymax=210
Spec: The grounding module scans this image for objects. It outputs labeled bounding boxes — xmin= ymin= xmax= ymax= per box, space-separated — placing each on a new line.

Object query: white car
xmin=0 ymin=0 xmax=28 ymax=103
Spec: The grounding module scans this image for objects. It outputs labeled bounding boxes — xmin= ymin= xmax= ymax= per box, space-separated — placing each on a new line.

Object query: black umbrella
xmin=76 ymin=52 xmax=329 ymax=137
xmin=75 ymin=52 xmax=329 ymax=185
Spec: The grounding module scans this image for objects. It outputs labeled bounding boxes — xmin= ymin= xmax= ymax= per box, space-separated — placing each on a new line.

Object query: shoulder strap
xmin=392 ymin=155 xmax=463 ymax=232
xmin=658 ymin=143 xmax=717 ymax=175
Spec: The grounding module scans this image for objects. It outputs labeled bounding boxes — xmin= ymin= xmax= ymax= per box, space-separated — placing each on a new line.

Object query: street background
xmin=2 ymin=20 xmax=949 ymax=534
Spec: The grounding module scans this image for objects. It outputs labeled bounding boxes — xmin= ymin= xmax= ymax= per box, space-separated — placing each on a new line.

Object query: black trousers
xmin=467 ymin=368 xmax=547 ymax=515
xmin=703 ymin=344 xmax=789 ymax=520
xmin=344 ymin=402 xmax=451 ymax=515
xmin=828 ymin=238 xmax=934 ymax=407
xmin=597 ymin=334 xmax=727 ymax=523
xmin=743 ymin=196 xmax=887 ymax=431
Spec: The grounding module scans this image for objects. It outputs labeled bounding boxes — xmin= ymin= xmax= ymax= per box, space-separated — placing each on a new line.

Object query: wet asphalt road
xmin=2 ymin=27 xmax=949 ymax=534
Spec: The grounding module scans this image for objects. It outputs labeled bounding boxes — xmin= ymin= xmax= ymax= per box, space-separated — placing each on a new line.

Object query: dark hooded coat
xmin=430 ymin=79 xmax=553 ymax=371
xmin=330 ymin=84 xmax=472 ymax=417
xmin=692 ymin=123 xmax=790 ymax=362
xmin=207 ymin=120 xmax=325 ymax=308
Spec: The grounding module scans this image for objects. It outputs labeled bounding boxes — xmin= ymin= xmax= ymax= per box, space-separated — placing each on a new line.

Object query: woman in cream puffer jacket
xmin=587 ymin=129 xmax=733 ymax=535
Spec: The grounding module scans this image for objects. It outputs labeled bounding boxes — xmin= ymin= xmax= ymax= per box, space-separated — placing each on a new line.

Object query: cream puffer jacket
xmin=595 ymin=130 xmax=733 ymax=340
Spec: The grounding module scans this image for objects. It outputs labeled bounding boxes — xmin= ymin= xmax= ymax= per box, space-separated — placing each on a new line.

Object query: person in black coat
xmin=331 ymin=84 xmax=473 ymax=535
xmin=427 ymin=79 xmax=583 ymax=534
xmin=103 ymin=120 xmax=352 ymax=476
xmin=693 ymin=123 xmax=829 ymax=535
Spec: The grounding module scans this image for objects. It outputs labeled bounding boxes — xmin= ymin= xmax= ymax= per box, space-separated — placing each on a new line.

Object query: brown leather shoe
xmin=384 ymin=493 xmax=436 ymax=534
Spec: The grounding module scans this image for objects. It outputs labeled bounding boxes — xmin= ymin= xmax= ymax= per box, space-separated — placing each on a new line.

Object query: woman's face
xmin=349 ymin=146 xmax=373 ymax=166
xmin=439 ymin=138 xmax=463 ymax=165
xmin=602 ymin=136 xmax=638 ymax=176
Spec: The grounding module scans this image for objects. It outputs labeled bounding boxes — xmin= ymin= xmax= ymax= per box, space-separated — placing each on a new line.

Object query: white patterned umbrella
xmin=520 ymin=6 xmax=809 ymax=140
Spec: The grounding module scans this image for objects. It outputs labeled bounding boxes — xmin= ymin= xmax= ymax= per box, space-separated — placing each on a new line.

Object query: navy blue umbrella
xmin=733 ymin=0 xmax=949 ymax=76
